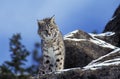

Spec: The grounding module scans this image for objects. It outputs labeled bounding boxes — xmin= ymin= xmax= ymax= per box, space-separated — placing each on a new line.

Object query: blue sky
xmin=0 ymin=0 xmax=119 ymax=66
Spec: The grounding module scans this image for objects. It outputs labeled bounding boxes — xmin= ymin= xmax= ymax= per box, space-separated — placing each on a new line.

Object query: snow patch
xmin=110 ymin=16 xmax=116 ymax=21
xmin=84 ymin=60 xmax=120 ymax=70
xmin=55 ymin=67 xmax=81 ymax=74
xmin=84 ymin=48 xmax=120 ymax=70
xmin=89 ymin=38 xmax=117 ymax=49
xmin=89 ymin=32 xmax=115 ymax=37
xmin=89 ymin=32 xmax=117 ymax=49
xmin=64 ymin=30 xmax=117 ymax=49
xmin=88 ymin=48 xmax=120 ymax=65
xmin=64 ymin=30 xmax=79 ymax=38
xmin=64 ymin=38 xmax=87 ymax=41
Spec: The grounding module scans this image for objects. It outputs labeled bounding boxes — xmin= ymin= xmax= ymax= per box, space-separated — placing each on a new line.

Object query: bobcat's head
xmin=38 ymin=16 xmax=59 ymax=41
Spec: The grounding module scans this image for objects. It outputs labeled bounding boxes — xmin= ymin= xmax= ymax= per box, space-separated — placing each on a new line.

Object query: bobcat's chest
xmin=47 ymin=47 xmax=55 ymax=58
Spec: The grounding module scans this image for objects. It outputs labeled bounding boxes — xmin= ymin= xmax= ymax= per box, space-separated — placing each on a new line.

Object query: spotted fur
xmin=37 ymin=16 xmax=65 ymax=77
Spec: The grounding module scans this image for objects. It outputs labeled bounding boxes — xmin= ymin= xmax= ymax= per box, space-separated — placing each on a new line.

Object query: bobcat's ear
xmin=37 ymin=19 xmax=44 ymax=25
xmin=50 ymin=15 xmax=55 ymax=23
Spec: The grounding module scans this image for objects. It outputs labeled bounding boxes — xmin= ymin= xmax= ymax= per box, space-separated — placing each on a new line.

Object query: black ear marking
xmin=51 ymin=15 xmax=55 ymax=19
xmin=50 ymin=15 xmax=55 ymax=22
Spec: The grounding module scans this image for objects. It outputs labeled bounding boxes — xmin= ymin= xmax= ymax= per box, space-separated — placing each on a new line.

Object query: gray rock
xmin=64 ymin=30 xmax=92 ymax=39
xmin=64 ymin=30 xmax=116 ymax=69
xmin=94 ymin=32 xmax=120 ymax=47
xmin=37 ymin=49 xmax=120 ymax=79
xmin=103 ymin=5 xmax=120 ymax=33
xmin=103 ymin=5 xmax=120 ymax=47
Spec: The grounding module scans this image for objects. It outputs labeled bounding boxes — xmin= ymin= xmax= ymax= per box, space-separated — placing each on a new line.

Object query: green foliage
xmin=8 ymin=34 xmax=29 ymax=75
xmin=0 ymin=34 xmax=41 ymax=79
xmin=0 ymin=64 xmax=15 ymax=79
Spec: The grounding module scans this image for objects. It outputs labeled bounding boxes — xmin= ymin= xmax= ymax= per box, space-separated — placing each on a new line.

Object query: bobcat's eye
xmin=50 ymin=28 xmax=53 ymax=30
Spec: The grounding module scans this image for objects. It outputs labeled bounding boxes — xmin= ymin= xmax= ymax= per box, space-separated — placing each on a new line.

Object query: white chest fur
xmin=46 ymin=47 xmax=56 ymax=64
xmin=47 ymin=47 xmax=54 ymax=57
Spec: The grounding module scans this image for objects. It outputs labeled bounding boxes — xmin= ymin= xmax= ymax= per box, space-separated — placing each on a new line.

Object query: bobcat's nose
xmin=45 ymin=30 xmax=51 ymax=35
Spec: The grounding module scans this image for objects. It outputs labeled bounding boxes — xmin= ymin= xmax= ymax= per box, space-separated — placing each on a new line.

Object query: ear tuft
xmin=50 ymin=15 xmax=55 ymax=23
